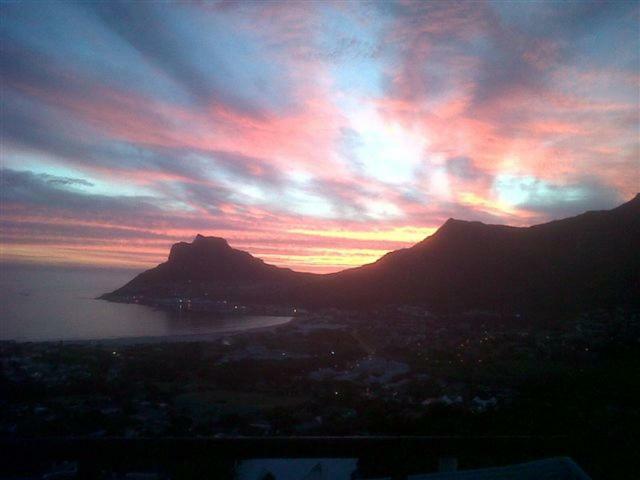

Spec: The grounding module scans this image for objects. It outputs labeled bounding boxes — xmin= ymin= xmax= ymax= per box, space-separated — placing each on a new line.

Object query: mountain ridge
xmin=102 ymin=194 xmax=640 ymax=312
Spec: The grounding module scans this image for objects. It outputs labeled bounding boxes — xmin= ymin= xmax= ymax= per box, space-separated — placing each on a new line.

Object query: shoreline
xmin=1 ymin=315 xmax=295 ymax=347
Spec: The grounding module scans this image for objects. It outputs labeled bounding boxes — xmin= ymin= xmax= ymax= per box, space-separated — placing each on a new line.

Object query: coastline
xmin=1 ymin=315 xmax=295 ymax=347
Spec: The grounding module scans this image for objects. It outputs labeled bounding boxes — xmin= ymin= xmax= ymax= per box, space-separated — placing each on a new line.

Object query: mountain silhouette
xmin=104 ymin=234 xmax=313 ymax=301
xmin=103 ymin=195 xmax=640 ymax=312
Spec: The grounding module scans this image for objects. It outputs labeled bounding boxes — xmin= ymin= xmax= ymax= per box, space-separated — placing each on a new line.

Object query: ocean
xmin=0 ymin=265 xmax=291 ymax=342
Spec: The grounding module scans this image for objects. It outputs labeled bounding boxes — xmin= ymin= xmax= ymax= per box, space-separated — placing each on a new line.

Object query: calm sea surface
xmin=0 ymin=265 xmax=292 ymax=342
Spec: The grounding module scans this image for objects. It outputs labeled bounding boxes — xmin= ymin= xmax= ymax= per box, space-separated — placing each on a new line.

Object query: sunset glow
xmin=1 ymin=1 xmax=638 ymax=272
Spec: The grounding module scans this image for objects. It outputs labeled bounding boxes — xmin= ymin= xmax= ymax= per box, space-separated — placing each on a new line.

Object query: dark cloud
xmin=446 ymin=157 xmax=486 ymax=181
xmin=0 ymin=47 xmax=201 ymax=179
xmin=490 ymin=173 xmax=625 ymax=222
xmin=1 ymin=88 xmax=95 ymax=160
xmin=167 ymin=181 xmax=229 ymax=216
xmin=496 ymin=0 xmax=638 ymax=43
xmin=86 ymin=2 xmax=213 ymax=105
xmin=472 ymin=0 xmax=638 ymax=108
xmin=382 ymin=0 xmax=638 ymax=112
xmin=42 ymin=175 xmax=94 ymax=188
xmin=0 ymin=219 xmax=172 ymax=243
xmin=82 ymin=1 xmax=292 ymax=116
xmin=514 ymin=176 xmax=624 ymax=219
xmin=209 ymin=150 xmax=286 ymax=188
xmin=1 ymin=169 xmax=159 ymax=215
xmin=1 ymin=91 xmax=207 ymax=183
xmin=470 ymin=35 xmax=547 ymax=108
xmin=0 ymin=40 xmax=80 ymax=101
xmin=0 ymin=169 xmax=237 ymax=235
xmin=307 ymin=177 xmax=369 ymax=220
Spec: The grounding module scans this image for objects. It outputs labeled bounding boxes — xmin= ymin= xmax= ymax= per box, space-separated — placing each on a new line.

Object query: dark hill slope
xmin=303 ymin=194 xmax=639 ymax=311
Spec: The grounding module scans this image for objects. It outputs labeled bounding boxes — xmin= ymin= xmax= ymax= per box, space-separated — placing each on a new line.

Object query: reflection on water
xmin=0 ymin=265 xmax=291 ymax=342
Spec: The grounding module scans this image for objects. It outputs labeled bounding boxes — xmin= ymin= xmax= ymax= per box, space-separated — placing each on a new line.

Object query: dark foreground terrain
xmin=1 ymin=307 xmax=639 ymax=478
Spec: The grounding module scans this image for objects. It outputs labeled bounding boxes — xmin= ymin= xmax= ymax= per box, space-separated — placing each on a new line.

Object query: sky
xmin=1 ymin=0 xmax=639 ymax=273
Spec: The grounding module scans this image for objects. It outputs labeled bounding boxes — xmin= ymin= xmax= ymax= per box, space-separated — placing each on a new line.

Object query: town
xmin=2 ymin=307 xmax=638 ymax=440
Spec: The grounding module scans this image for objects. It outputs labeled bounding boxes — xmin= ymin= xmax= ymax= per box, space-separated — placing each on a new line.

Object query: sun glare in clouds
xmin=348 ymin=104 xmax=428 ymax=185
